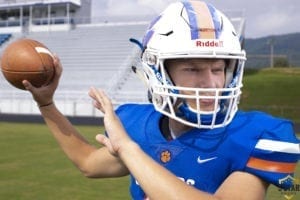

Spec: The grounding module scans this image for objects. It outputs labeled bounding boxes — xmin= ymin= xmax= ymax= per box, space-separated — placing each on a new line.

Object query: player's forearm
xmin=39 ymin=103 xmax=96 ymax=172
xmin=118 ymin=141 xmax=217 ymax=200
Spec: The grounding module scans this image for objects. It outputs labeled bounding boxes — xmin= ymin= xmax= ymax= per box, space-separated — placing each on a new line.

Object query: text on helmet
xmin=196 ymin=40 xmax=224 ymax=47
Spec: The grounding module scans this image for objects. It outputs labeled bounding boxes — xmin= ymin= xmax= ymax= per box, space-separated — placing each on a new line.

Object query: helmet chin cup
xmin=177 ymin=101 xmax=227 ymax=127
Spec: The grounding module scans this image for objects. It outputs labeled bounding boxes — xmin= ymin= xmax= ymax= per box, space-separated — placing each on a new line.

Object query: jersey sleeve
xmin=244 ymin=121 xmax=300 ymax=189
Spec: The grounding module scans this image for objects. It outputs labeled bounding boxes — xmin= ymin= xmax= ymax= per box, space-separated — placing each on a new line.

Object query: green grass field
xmin=0 ymin=122 xmax=299 ymax=200
xmin=0 ymin=68 xmax=300 ymax=199
xmin=0 ymin=123 xmax=130 ymax=200
xmin=241 ymin=68 xmax=300 ymax=122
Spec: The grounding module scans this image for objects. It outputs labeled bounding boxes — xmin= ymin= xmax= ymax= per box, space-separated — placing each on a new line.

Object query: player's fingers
xmin=88 ymin=88 xmax=97 ymax=101
xmin=89 ymin=88 xmax=116 ymax=120
xmin=90 ymin=87 xmax=107 ymax=108
xmin=96 ymin=89 xmax=114 ymax=114
xmin=93 ymin=100 xmax=104 ymax=113
xmin=52 ymin=54 xmax=63 ymax=81
xmin=89 ymin=87 xmax=107 ymax=113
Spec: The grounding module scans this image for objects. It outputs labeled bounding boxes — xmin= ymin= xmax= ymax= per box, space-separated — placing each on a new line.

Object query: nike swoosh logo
xmin=197 ymin=156 xmax=217 ymax=164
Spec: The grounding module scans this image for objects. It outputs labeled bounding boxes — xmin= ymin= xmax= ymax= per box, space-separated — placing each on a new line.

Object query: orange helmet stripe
xmin=190 ymin=1 xmax=216 ymax=39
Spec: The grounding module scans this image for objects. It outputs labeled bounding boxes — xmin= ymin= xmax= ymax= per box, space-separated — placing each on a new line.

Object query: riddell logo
xmin=196 ymin=40 xmax=224 ymax=47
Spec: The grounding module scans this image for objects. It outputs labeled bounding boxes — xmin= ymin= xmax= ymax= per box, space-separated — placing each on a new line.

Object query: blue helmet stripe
xmin=182 ymin=1 xmax=199 ymax=40
xmin=207 ymin=4 xmax=222 ymax=39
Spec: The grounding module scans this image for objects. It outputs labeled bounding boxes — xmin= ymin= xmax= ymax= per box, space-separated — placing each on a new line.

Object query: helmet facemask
xmin=142 ymin=51 xmax=245 ymax=129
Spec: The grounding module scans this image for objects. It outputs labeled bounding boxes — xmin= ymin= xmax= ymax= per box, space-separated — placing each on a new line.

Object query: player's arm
xmin=23 ymin=55 xmax=129 ymax=178
xmin=114 ymin=139 xmax=268 ymax=200
xmin=90 ymin=88 xmax=268 ymax=200
xmin=97 ymin=122 xmax=268 ymax=200
xmin=40 ymin=104 xmax=128 ymax=178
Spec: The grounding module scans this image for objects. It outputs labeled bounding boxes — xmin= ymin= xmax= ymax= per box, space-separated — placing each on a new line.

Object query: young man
xmin=24 ymin=1 xmax=299 ymax=199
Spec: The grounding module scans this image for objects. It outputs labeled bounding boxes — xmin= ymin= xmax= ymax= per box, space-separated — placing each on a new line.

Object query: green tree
xmin=274 ymin=57 xmax=289 ymax=68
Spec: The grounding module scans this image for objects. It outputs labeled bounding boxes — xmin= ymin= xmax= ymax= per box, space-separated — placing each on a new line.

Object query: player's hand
xmin=89 ymin=87 xmax=132 ymax=156
xmin=22 ymin=54 xmax=62 ymax=107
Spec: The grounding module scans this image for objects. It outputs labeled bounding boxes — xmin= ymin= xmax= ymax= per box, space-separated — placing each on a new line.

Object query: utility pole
xmin=268 ymin=38 xmax=274 ymax=68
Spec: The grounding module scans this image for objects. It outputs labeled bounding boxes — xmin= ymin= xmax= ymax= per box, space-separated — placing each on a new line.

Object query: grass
xmin=241 ymin=67 xmax=300 ymax=122
xmin=0 ymin=122 xmax=299 ymax=200
xmin=0 ymin=122 xmax=130 ymax=200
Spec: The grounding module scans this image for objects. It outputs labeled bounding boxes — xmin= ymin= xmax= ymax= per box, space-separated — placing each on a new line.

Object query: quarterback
xmin=24 ymin=0 xmax=300 ymax=199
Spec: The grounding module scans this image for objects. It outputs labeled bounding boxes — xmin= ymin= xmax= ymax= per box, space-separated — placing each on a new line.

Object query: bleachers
xmin=0 ymin=14 xmax=245 ymax=117
xmin=0 ymin=23 xmax=149 ymax=116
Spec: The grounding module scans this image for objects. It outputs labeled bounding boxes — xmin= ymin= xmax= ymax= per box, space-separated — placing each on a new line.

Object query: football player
xmin=24 ymin=1 xmax=300 ymax=199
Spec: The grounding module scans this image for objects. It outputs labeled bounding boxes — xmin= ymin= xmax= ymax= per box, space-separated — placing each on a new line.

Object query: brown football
xmin=0 ymin=38 xmax=55 ymax=90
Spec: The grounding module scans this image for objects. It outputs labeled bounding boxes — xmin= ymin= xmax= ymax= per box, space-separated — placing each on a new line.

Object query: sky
xmin=91 ymin=0 xmax=300 ymax=39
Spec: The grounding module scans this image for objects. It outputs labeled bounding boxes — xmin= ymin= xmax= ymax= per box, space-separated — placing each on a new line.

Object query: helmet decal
xmin=142 ymin=15 xmax=162 ymax=48
xmin=182 ymin=1 xmax=222 ymax=39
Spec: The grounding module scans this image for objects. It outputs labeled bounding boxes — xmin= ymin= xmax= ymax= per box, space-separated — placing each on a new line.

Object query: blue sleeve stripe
xmin=251 ymin=148 xmax=299 ymax=163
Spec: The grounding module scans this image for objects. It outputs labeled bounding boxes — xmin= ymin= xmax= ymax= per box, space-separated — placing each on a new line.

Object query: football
xmin=0 ymin=38 xmax=55 ymax=90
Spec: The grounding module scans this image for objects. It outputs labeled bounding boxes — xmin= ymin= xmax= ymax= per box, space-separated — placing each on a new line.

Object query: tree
xmin=274 ymin=57 xmax=289 ymax=68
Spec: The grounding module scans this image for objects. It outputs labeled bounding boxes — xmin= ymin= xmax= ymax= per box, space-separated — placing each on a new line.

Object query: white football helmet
xmin=139 ymin=0 xmax=246 ymax=129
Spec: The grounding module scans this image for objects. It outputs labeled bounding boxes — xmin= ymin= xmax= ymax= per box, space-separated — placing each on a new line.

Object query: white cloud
xmin=252 ymin=13 xmax=289 ymax=36
xmin=245 ymin=3 xmax=300 ymax=38
xmin=105 ymin=0 xmax=148 ymax=15
xmin=137 ymin=0 xmax=173 ymax=12
xmin=92 ymin=0 xmax=300 ymax=38
xmin=93 ymin=0 xmax=173 ymax=16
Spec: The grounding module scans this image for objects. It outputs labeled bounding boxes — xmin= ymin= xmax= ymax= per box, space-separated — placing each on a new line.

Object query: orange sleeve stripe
xmin=247 ymin=157 xmax=297 ymax=173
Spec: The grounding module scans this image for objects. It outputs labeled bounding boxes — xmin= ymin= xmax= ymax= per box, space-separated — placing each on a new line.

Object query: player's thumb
xmin=22 ymin=80 xmax=34 ymax=92
xmin=96 ymin=134 xmax=118 ymax=156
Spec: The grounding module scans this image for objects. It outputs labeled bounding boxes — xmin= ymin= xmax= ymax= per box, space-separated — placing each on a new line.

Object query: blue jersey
xmin=115 ymin=104 xmax=300 ymax=200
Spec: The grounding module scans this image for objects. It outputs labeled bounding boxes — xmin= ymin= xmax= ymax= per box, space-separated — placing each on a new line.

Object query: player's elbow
xmin=80 ymin=168 xmax=117 ymax=179
xmin=77 ymin=165 xmax=100 ymax=178
xmin=78 ymin=162 xmax=129 ymax=179
xmin=69 ymin=159 xmax=98 ymax=178
xmin=74 ymin=162 xmax=99 ymax=178
xmin=82 ymin=170 xmax=100 ymax=178
xmin=75 ymin=162 xmax=109 ymax=178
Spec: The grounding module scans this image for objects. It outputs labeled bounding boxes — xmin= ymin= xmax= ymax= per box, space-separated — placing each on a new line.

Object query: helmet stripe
xmin=192 ymin=1 xmax=216 ymax=39
xmin=183 ymin=1 xmax=216 ymax=39
xmin=142 ymin=15 xmax=162 ymax=48
xmin=182 ymin=1 xmax=199 ymax=39
xmin=206 ymin=3 xmax=222 ymax=39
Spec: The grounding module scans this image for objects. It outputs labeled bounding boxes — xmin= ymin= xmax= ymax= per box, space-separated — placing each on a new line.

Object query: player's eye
xmin=183 ymin=67 xmax=197 ymax=72
xmin=212 ymin=66 xmax=225 ymax=73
